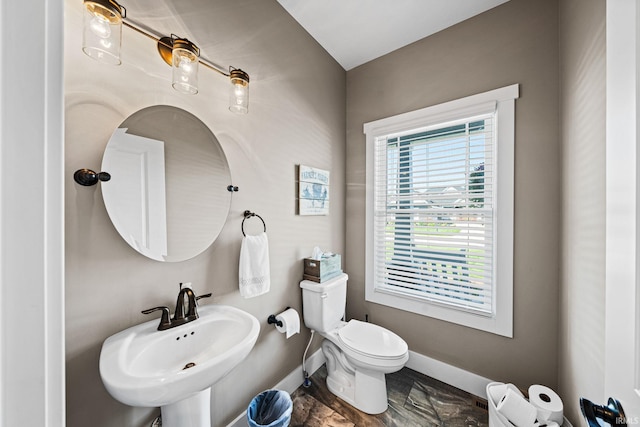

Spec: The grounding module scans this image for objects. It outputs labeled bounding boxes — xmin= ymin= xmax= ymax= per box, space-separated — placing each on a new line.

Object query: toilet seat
xmin=337 ymin=320 xmax=408 ymax=360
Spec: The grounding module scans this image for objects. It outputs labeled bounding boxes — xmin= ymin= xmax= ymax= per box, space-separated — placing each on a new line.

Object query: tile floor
xmin=290 ymin=365 xmax=489 ymax=427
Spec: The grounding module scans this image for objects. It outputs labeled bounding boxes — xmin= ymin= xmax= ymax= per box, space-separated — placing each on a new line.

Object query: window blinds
xmin=372 ymin=114 xmax=495 ymax=315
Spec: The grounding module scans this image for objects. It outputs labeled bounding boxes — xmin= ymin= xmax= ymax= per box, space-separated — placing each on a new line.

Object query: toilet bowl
xmin=320 ymin=319 xmax=409 ymax=414
xmin=300 ymin=274 xmax=409 ymax=414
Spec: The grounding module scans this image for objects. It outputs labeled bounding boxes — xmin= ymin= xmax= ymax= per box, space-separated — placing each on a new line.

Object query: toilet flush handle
xmin=321 ymin=293 xmax=328 ymax=299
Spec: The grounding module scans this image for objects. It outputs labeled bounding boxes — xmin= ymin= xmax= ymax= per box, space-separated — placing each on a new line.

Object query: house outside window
xmin=364 ymin=84 xmax=519 ymax=337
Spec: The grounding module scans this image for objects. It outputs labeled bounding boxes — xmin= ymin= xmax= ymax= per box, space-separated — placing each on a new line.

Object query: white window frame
xmin=364 ymin=84 xmax=518 ymax=337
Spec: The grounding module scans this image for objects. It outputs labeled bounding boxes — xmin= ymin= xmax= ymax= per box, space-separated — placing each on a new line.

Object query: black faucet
xmin=142 ymin=284 xmax=212 ymax=331
xmin=174 ymin=287 xmax=197 ymax=322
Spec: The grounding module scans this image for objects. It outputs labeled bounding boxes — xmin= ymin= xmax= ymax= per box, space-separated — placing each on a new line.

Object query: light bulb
xmin=89 ymin=14 xmax=111 ymax=38
xmin=100 ymin=38 xmax=113 ymax=49
xmin=234 ymin=84 xmax=247 ymax=98
xmin=229 ymin=69 xmax=249 ymax=114
xmin=171 ymin=43 xmax=199 ymax=95
xmin=179 ymin=59 xmax=194 ymax=73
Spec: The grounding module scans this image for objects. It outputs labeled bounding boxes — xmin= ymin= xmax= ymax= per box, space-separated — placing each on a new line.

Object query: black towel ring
xmin=242 ymin=210 xmax=266 ymax=236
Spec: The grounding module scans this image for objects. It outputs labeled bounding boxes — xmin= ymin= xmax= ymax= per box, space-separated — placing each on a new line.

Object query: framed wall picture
xmin=298 ymin=165 xmax=330 ymax=215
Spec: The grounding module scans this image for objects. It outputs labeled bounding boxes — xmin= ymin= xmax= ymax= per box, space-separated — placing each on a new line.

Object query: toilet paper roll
xmin=275 ymin=308 xmax=300 ymax=339
xmin=488 ymin=383 xmax=524 ymax=406
xmin=528 ymin=385 xmax=563 ymax=424
xmin=497 ymin=388 xmax=538 ymax=427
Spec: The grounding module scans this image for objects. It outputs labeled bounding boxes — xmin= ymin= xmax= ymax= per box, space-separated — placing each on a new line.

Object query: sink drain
xmin=182 ymin=362 xmax=196 ymax=370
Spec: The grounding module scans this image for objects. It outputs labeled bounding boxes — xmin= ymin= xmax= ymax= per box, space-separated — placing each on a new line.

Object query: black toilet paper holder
xmin=267 ymin=307 xmax=291 ymax=328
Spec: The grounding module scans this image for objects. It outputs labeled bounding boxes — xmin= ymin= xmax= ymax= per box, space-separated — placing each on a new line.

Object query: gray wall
xmin=558 ymin=0 xmax=606 ymax=423
xmin=64 ymin=0 xmax=346 ymax=425
xmin=345 ymin=0 xmax=561 ymax=389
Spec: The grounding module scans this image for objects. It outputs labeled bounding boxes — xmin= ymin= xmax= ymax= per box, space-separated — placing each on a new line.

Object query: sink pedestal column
xmin=161 ymin=388 xmax=211 ymax=427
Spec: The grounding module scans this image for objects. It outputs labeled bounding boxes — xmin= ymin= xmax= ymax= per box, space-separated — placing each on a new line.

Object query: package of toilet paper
xmin=486 ymin=382 xmax=571 ymax=427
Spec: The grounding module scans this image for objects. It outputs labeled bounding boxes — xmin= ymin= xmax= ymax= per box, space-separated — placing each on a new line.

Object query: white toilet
xmin=300 ymin=273 xmax=409 ymax=414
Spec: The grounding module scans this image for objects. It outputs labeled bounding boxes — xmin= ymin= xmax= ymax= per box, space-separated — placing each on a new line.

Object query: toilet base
xmin=322 ymin=340 xmax=389 ymax=414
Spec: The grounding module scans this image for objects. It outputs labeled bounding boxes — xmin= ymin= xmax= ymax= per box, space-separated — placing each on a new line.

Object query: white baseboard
xmin=226 ymin=349 xmax=492 ymax=427
xmin=406 ymin=350 xmax=492 ymax=398
xmin=226 ymin=349 xmax=326 ymax=427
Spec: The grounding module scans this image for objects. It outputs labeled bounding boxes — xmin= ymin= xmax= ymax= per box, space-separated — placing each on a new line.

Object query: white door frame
xmin=0 ymin=0 xmax=65 ymax=426
xmin=605 ymin=0 xmax=640 ymax=419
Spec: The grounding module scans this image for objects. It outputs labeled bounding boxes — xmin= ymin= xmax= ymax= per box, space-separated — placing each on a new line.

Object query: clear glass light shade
xmin=229 ymin=70 xmax=250 ymax=114
xmin=82 ymin=1 xmax=123 ymax=65
xmin=172 ymin=46 xmax=199 ymax=95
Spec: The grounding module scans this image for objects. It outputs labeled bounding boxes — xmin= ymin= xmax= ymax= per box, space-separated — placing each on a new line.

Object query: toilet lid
xmin=338 ymin=320 xmax=408 ymax=359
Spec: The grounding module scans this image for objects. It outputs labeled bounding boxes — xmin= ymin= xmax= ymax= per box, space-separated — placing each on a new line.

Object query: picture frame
xmin=298 ymin=165 xmax=330 ymax=215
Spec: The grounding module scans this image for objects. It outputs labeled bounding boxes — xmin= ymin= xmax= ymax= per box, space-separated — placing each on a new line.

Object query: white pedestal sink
xmin=99 ymin=304 xmax=260 ymax=427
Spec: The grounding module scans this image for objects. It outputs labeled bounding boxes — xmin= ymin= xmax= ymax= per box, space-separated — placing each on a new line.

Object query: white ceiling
xmin=277 ymin=0 xmax=511 ymax=70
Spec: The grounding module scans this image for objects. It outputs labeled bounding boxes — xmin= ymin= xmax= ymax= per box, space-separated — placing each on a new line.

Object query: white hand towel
xmin=239 ymin=232 xmax=270 ymax=298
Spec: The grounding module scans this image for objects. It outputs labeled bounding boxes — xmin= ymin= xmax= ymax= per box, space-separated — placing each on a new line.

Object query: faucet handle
xmin=195 ymin=293 xmax=212 ymax=302
xmin=142 ymin=306 xmax=172 ymax=331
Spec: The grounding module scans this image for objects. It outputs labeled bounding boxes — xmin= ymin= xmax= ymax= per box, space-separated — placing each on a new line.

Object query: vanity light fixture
xmin=158 ymin=35 xmax=200 ymax=95
xmin=82 ymin=0 xmax=125 ymax=65
xmin=229 ymin=68 xmax=250 ymax=114
xmin=82 ymin=0 xmax=251 ymax=113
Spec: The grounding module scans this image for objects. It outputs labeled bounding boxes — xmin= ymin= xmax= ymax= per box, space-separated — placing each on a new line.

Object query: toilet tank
xmin=299 ymin=273 xmax=348 ymax=332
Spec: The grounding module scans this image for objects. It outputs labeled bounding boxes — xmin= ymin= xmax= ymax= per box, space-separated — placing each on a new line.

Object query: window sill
xmin=366 ymin=284 xmax=513 ymax=338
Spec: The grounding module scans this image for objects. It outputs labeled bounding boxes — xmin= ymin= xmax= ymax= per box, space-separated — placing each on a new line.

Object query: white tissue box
xmin=303 ymin=254 xmax=342 ymax=283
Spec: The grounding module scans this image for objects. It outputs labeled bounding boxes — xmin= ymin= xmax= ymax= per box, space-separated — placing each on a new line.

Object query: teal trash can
xmin=246 ymin=389 xmax=293 ymax=427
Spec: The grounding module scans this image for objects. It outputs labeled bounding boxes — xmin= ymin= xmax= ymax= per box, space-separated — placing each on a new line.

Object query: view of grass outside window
xmin=374 ymin=115 xmax=495 ymax=315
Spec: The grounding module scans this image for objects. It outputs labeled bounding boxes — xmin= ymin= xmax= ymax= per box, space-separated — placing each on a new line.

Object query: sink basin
xmin=99 ymin=304 xmax=260 ymax=411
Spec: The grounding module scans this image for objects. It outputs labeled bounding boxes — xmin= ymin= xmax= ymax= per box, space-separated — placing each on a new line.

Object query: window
xmin=364 ymin=85 xmax=518 ymax=337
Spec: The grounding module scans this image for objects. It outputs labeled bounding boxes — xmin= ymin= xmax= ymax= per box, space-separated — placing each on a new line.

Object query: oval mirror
xmin=101 ymin=105 xmax=231 ymax=262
